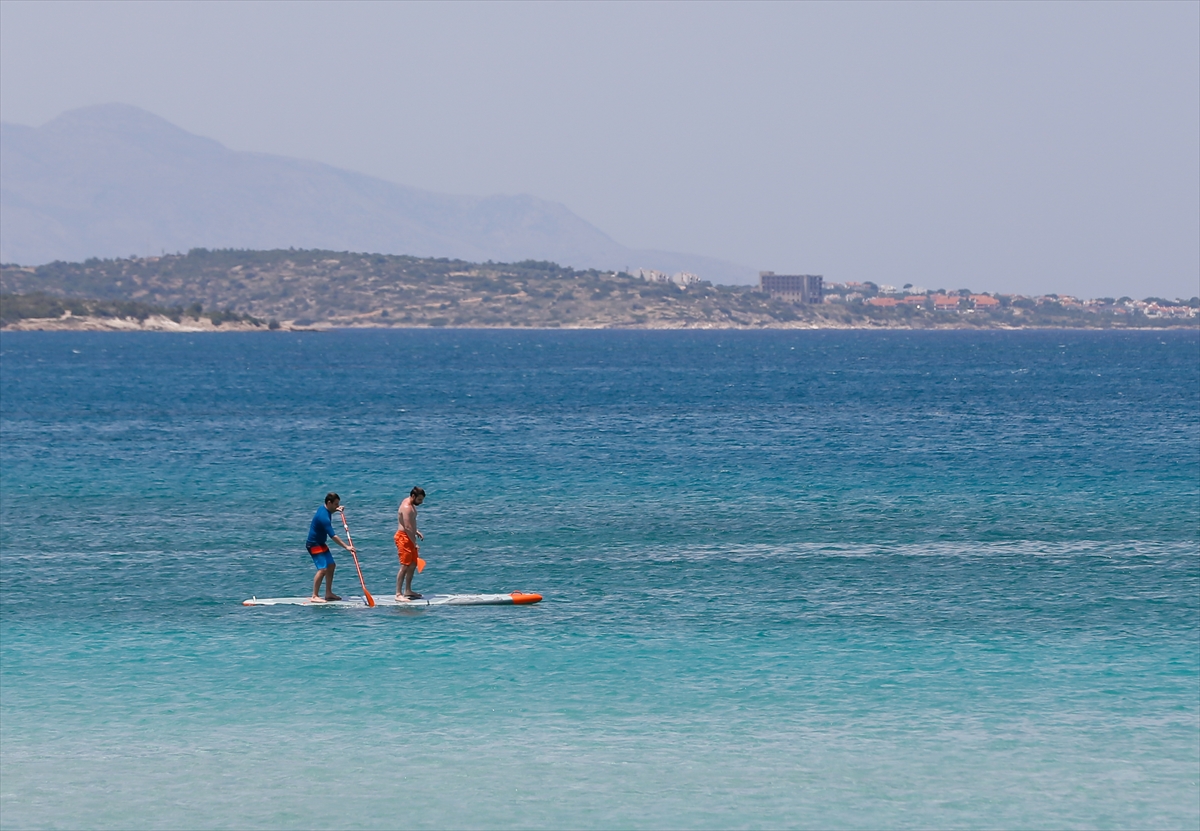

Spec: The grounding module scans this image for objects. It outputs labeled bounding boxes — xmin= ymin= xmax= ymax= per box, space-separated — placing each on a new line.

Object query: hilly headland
xmin=1 ymin=248 xmax=1195 ymax=331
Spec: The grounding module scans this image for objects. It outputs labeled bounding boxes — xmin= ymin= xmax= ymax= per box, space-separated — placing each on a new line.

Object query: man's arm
xmin=324 ymin=509 xmax=353 ymax=552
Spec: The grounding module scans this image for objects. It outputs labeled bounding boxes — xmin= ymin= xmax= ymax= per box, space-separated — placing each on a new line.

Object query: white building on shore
xmin=633 ymin=268 xmax=700 ymax=288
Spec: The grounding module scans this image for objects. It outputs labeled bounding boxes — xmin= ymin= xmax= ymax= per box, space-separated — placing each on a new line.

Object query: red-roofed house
xmin=867 ymin=297 xmax=901 ymax=307
xmin=971 ymin=295 xmax=1000 ymax=309
xmin=932 ymin=294 xmax=961 ymax=311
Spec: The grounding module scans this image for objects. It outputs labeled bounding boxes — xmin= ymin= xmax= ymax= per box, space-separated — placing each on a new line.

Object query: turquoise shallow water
xmin=1 ymin=329 xmax=1197 ymax=829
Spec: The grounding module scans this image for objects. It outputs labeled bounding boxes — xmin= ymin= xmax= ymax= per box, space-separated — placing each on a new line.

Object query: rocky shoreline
xmin=5 ymin=314 xmax=1192 ymax=333
xmin=2 ymin=314 xmax=307 ymax=332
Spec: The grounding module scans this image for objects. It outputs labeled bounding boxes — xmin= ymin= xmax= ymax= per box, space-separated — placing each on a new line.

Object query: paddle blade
xmin=363 ymin=588 xmax=376 ymax=607
xmin=417 ymin=557 xmax=426 ymax=573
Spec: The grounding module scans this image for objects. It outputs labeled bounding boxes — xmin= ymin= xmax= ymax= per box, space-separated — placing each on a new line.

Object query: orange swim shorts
xmin=394 ymin=529 xmax=419 ymax=566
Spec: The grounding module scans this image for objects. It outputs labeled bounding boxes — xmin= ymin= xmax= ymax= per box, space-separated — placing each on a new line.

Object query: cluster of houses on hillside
xmin=757 ymin=274 xmax=1197 ymax=318
xmin=634 ymin=269 xmax=1196 ymax=319
xmin=841 ymin=284 xmax=1198 ymax=318
xmin=862 ymin=292 xmax=999 ymax=311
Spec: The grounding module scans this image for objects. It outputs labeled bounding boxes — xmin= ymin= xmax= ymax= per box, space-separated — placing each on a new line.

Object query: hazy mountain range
xmin=0 ymin=104 xmax=756 ymax=284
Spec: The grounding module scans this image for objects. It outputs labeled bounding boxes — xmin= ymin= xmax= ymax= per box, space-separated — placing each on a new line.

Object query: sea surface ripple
xmin=1 ymin=329 xmax=1197 ymax=830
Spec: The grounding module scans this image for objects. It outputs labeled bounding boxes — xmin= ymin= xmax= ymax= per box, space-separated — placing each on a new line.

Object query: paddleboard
xmin=242 ymin=592 xmax=542 ymax=608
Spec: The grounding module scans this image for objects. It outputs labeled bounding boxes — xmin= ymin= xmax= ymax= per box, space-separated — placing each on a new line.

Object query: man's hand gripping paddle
xmin=337 ymin=509 xmax=375 ymax=607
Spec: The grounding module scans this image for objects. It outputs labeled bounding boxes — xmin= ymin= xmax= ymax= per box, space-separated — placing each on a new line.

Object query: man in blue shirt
xmin=306 ymin=492 xmax=354 ymax=602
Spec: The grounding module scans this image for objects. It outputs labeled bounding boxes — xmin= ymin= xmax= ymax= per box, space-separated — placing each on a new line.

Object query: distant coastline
xmin=2 ymin=314 xmax=304 ymax=333
xmin=6 ymin=314 xmax=1198 ymax=333
xmin=3 ymin=249 xmax=1196 ymax=331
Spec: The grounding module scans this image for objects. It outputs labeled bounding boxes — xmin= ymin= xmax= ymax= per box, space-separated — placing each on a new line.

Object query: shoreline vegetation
xmin=0 ymin=293 xmax=280 ymax=331
xmin=2 ymin=248 xmax=1196 ymax=331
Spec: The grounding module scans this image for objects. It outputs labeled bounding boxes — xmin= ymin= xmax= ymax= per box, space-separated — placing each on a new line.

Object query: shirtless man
xmin=394 ymin=487 xmax=426 ymax=600
xmin=306 ymin=492 xmax=355 ymax=603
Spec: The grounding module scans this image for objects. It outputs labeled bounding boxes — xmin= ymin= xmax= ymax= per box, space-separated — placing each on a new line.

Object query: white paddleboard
xmin=242 ymin=592 xmax=542 ymax=608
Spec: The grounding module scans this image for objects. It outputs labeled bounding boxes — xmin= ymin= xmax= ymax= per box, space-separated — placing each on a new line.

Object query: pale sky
xmin=1 ymin=0 xmax=1197 ymax=299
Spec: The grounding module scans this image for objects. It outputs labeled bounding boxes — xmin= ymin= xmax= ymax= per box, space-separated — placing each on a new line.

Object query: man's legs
xmin=312 ymin=567 xmax=327 ymax=601
xmin=322 ymin=562 xmax=340 ymax=600
xmin=396 ymin=563 xmax=414 ymax=599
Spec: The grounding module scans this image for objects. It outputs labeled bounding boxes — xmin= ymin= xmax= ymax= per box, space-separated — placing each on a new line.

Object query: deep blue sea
xmin=1 ymin=329 xmax=1197 ymax=830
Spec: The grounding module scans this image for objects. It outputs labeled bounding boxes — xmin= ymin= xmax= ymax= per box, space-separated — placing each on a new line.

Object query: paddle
xmin=337 ymin=508 xmax=375 ymax=607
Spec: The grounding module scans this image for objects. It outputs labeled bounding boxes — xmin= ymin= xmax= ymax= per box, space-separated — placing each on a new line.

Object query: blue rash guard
xmin=306 ymin=506 xmax=337 ymax=551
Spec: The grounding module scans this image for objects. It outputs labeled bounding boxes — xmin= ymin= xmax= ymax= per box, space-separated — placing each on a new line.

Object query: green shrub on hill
xmin=0 ymin=291 xmax=263 ymax=326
